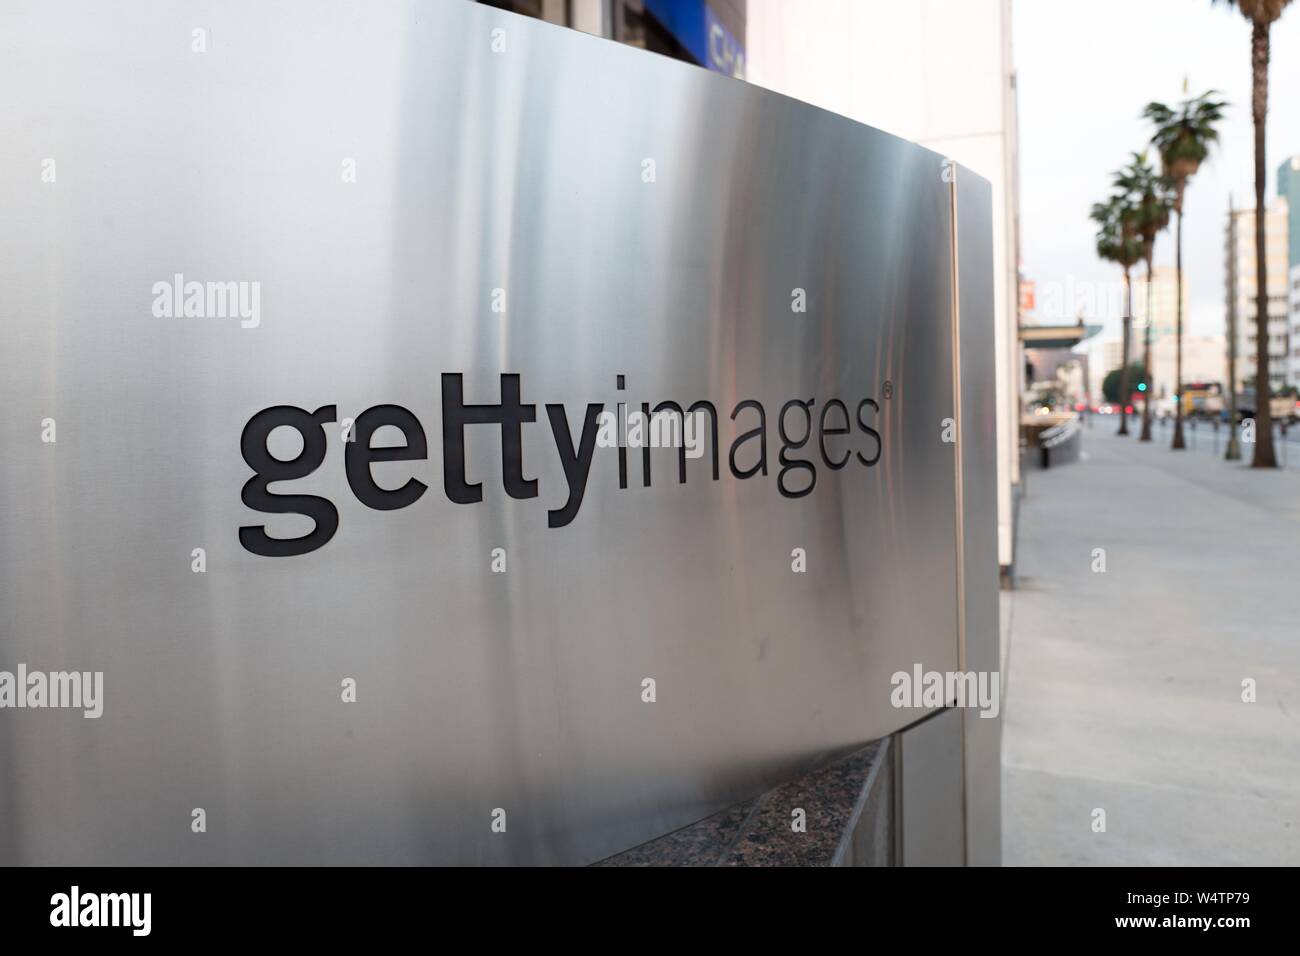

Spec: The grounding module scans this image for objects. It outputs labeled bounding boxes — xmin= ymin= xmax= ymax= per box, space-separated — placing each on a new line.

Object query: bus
xmin=1180 ymin=382 xmax=1222 ymax=419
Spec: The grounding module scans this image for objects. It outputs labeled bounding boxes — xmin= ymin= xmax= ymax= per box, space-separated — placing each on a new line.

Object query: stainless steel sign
xmin=0 ymin=0 xmax=994 ymax=864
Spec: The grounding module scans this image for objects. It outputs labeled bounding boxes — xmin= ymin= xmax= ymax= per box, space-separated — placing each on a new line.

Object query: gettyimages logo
xmin=50 ymin=886 xmax=150 ymax=936
xmin=238 ymin=372 xmax=886 ymax=557
xmin=890 ymin=664 xmax=1000 ymax=719
xmin=151 ymin=273 xmax=261 ymax=328
xmin=0 ymin=665 xmax=102 ymax=718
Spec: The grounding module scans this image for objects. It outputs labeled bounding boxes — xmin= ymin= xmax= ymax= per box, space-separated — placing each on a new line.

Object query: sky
xmin=1014 ymin=0 xmax=1300 ymax=343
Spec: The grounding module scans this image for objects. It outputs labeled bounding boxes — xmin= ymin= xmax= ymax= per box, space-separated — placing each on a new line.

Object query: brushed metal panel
xmin=897 ymin=709 xmax=965 ymax=866
xmin=955 ymin=170 xmax=1002 ymax=866
xmin=0 ymin=0 xmax=963 ymax=864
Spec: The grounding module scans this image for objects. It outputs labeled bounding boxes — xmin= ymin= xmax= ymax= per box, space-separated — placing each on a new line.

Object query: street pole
xmin=1226 ymin=195 xmax=1242 ymax=461
xmin=1140 ymin=261 xmax=1154 ymax=441
xmin=1119 ymin=270 xmax=1132 ymax=436
xmin=1172 ymin=204 xmax=1186 ymax=450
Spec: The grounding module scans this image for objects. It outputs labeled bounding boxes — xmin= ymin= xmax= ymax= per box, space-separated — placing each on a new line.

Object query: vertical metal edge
xmin=948 ymin=167 xmax=970 ymax=867
xmin=953 ymin=165 xmax=1003 ymax=866
xmin=891 ymin=731 xmax=904 ymax=865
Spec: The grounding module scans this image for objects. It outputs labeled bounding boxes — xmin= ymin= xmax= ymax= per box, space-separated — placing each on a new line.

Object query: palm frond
xmin=1142 ymin=90 xmax=1228 ymax=187
xmin=1214 ymin=0 xmax=1293 ymax=26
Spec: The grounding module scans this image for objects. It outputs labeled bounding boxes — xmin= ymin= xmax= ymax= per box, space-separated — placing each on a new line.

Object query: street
xmin=1002 ymin=427 xmax=1300 ymax=865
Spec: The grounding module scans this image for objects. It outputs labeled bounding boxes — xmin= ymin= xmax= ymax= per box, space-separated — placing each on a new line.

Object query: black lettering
xmin=687 ymin=400 xmax=720 ymax=481
xmin=616 ymin=377 xmax=627 ymax=489
xmin=545 ymin=403 xmax=604 ymax=528
xmin=239 ymin=405 xmax=339 ymax=557
xmin=819 ymin=399 xmax=851 ymax=469
xmin=640 ymin=401 xmax=651 ymax=488
xmin=778 ymin=398 xmax=816 ymax=498
xmin=728 ymin=400 xmax=768 ymax=479
xmin=441 ymin=373 xmax=538 ymax=504
xmin=344 ymin=404 xmax=429 ymax=510
xmin=856 ymin=397 xmax=882 ymax=466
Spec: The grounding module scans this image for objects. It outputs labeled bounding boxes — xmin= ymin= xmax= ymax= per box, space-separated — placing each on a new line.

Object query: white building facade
xmin=1292 ymin=263 xmax=1300 ymax=386
xmin=1226 ymin=198 xmax=1291 ymax=394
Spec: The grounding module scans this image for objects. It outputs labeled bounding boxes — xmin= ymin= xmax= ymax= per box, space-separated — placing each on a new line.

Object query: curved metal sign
xmin=0 ymin=0 xmax=990 ymax=864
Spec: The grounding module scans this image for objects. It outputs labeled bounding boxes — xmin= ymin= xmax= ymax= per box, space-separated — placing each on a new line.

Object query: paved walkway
xmin=1002 ymin=424 xmax=1300 ymax=865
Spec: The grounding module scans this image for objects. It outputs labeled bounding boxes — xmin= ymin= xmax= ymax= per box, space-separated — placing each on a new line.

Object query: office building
xmin=1279 ymin=156 xmax=1300 ymax=387
xmin=1225 ymin=198 xmax=1290 ymax=393
xmin=1092 ymin=331 xmax=1222 ymax=402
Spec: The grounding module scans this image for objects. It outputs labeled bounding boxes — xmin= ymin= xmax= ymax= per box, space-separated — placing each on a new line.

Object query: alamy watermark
xmin=50 ymin=886 xmax=150 ymax=936
xmin=595 ymin=407 xmax=707 ymax=457
xmin=0 ymin=665 xmax=103 ymax=718
xmin=151 ymin=273 xmax=260 ymax=328
xmin=890 ymin=664 xmax=1000 ymax=719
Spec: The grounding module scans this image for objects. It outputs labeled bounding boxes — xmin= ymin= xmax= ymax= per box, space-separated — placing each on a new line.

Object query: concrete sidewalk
xmin=1002 ymin=426 xmax=1300 ymax=865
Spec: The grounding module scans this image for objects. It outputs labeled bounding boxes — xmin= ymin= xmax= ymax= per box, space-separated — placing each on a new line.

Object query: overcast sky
xmin=1014 ymin=0 xmax=1300 ymax=341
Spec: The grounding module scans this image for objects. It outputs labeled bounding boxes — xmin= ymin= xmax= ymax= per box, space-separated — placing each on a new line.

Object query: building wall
xmin=744 ymin=0 xmax=1022 ymax=572
xmin=1132 ymin=265 xmax=1186 ymax=341
xmin=1281 ymin=158 xmax=1300 ymax=387
xmin=1278 ymin=156 xmax=1300 ymax=269
xmin=1094 ymin=332 xmax=1224 ymax=402
xmin=1292 ymin=264 xmax=1300 ymax=386
xmin=1130 ymin=266 xmax=1223 ymax=396
xmin=1154 ymin=335 xmax=1227 ymax=396
xmin=1226 ymin=199 xmax=1291 ymax=392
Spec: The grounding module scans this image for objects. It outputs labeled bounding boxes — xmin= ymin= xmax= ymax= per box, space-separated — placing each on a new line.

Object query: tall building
xmin=1154 ymin=335 xmax=1227 ymax=397
xmin=1278 ymin=156 xmax=1300 ymax=266
xmin=1131 ymin=265 xmax=1185 ymax=341
xmin=1279 ymin=157 xmax=1300 ymax=387
xmin=1091 ymin=339 xmax=1132 ymax=401
xmin=745 ymin=0 xmax=1022 ymax=581
xmin=1291 ymin=264 xmax=1300 ymax=387
xmin=1131 ymin=265 xmax=1201 ymax=395
xmin=1091 ymin=332 xmax=1222 ymax=402
xmin=1225 ymin=198 xmax=1290 ymax=393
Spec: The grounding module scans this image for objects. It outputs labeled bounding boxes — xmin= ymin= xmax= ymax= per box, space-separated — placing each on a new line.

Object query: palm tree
xmin=1143 ymin=88 xmax=1227 ymax=450
xmin=1090 ymin=194 xmax=1143 ymax=434
xmin=1114 ymin=153 xmax=1174 ymax=442
xmin=1216 ymin=0 xmax=1291 ymax=468
xmin=1226 ymin=194 xmax=1243 ymax=460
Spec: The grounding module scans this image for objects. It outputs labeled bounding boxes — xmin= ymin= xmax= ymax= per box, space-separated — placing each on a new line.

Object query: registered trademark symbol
xmin=882 ymin=381 xmax=893 ymax=400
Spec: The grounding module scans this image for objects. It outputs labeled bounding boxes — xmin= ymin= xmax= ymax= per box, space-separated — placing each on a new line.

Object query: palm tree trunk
xmin=1252 ymin=19 xmax=1277 ymax=468
xmin=1226 ymin=195 xmax=1242 ymax=460
xmin=1119 ymin=268 xmax=1132 ymax=435
xmin=1140 ymin=259 xmax=1154 ymax=441
xmin=1172 ymin=209 xmax=1186 ymax=450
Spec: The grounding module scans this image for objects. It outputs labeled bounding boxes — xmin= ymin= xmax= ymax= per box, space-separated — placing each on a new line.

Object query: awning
xmin=1018 ymin=321 xmax=1102 ymax=350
